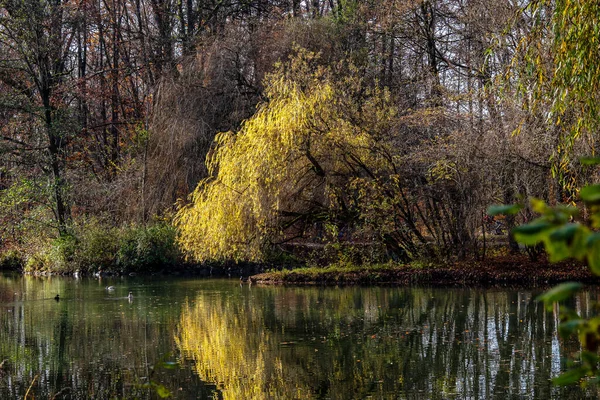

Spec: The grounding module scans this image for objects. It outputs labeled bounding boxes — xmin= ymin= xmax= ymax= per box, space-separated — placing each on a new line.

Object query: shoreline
xmin=251 ymin=255 xmax=597 ymax=287
xmin=3 ymin=254 xmax=597 ymax=288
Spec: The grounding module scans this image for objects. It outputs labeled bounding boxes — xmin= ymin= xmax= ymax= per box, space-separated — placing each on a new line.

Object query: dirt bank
xmin=251 ymin=255 xmax=597 ymax=287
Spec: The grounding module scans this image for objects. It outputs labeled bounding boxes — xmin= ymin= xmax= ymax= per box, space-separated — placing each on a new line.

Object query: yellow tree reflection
xmin=176 ymin=295 xmax=307 ymax=399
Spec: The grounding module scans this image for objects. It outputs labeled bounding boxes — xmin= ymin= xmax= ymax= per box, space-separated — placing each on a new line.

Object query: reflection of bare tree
xmin=0 ymin=276 xmax=206 ymax=398
xmin=176 ymin=286 xmax=595 ymax=399
xmin=1 ymin=277 xmax=596 ymax=399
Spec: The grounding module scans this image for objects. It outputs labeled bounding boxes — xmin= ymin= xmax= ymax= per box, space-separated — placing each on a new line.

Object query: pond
xmin=0 ymin=273 xmax=597 ymax=399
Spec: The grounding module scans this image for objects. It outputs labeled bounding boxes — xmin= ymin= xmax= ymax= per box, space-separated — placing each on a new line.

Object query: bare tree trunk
xmin=42 ymin=89 xmax=71 ymax=235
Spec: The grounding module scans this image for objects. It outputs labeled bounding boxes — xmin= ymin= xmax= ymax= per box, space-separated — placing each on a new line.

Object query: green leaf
xmin=580 ymin=185 xmax=600 ymax=204
xmin=581 ymin=350 xmax=600 ymax=367
xmin=487 ymin=204 xmax=521 ymax=216
xmin=513 ymin=221 xmax=554 ymax=245
xmin=559 ymin=319 xmax=586 ymax=337
xmin=554 ymin=204 xmax=580 ymax=217
xmin=543 ymin=223 xmax=587 ymax=261
xmin=549 ymin=223 xmax=579 ymax=242
xmin=552 ymin=367 xmax=587 ymax=386
xmin=587 ymin=234 xmax=600 ymax=275
xmin=569 ymin=225 xmax=592 ymax=260
xmin=536 ymin=282 xmax=583 ymax=306
xmin=530 ymin=198 xmax=549 ymax=214
xmin=579 ymin=157 xmax=600 ymax=165
xmin=545 ymin=238 xmax=571 ymax=262
xmin=587 ymin=232 xmax=600 ymax=247
xmin=591 ymin=213 xmax=600 ymax=229
xmin=153 ymin=383 xmax=172 ymax=398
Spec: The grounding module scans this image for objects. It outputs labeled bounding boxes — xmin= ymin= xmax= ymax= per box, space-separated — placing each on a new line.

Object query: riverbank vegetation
xmin=253 ymin=255 xmax=594 ymax=286
xmin=0 ymin=0 xmax=599 ymax=275
xmin=0 ymin=219 xmax=181 ymax=274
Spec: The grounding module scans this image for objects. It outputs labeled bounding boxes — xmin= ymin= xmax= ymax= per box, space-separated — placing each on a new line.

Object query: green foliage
xmin=0 ymin=249 xmax=23 ymax=271
xmin=332 ymin=0 xmax=360 ymax=25
xmin=507 ymin=4 xmax=600 ymax=384
xmin=408 ymin=259 xmax=436 ymax=270
xmin=264 ymin=262 xmax=397 ymax=282
xmin=24 ymin=252 xmax=52 ymax=273
xmin=536 ymin=282 xmax=583 ymax=310
xmin=510 ymin=172 xmax=600 ymax=385
xmin=22 ymin=220 xmax=181 ymax=274
xmin=46 ymin=234 xmax=79 ymax=273
xmin=140 ymin=382 xmax=172 ymax=398
xmin=580 ymin=157 xmax=600 ymax=166
xmin=487 ymin=204 xmax=522 ymax=216
xmin=546 ymin=0 xmax=600 ymax=139
xmin=580 ymin=185 xmax=600 ymax=204
xmin=489 ymin=198 xmax=593 ymax=264
xmin=117 ymin=223 xmax=180 ymax=272
xmin=75 ymin=223 xmax=119 ymax=271
xmin=552 ymin=367 xmax=588 ymax=386
xmin=176 ymin=49 xmax=399 ymax=262
xmin=514 ymin=1 xmax=600 ymax=199
xmin=0 ymin=178 xmax=56 ymax=241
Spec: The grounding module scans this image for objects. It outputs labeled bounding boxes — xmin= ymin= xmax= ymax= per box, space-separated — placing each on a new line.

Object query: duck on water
xmin=54 ymin=292 xmax=132 ymax=302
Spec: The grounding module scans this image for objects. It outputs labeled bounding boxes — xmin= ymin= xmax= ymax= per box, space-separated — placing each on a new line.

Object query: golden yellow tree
xmin=175 ymin=50 xmax=397 ymax=262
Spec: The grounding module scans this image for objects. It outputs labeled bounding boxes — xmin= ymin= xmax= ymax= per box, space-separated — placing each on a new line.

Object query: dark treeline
xmin=0 ymin=0 xmax=594 ymax=270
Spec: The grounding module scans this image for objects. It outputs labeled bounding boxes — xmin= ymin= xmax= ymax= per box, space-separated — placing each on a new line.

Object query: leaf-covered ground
xmin=251 ymin=255 xmax=597 ymax=287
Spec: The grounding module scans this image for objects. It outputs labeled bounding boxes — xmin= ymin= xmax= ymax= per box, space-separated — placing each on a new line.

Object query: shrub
xmin=0 ymin=249 xmax=24 ymax=271
xmin=491 ymin=182 xmax=600 ymax=386
xmin=76 ymin=223 xmax=119 ymax=272
xmin=18 ymin=220 xmax=182 ymax=274
xmin=23 ymin=251 xmax=51 ymax=273
xmin=116 ymin=223 xmax=181 ymax=272
xmin=46 ymin=234 xmax=79 ymax=273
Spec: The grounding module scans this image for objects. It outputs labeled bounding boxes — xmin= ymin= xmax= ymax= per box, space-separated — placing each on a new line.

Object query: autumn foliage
xmin=0 ymin=0 xmax=599 ymax=269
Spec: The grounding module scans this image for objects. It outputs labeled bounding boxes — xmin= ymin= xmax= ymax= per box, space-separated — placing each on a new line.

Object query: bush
xmin=0 ymin=249 xmax=24 ymax=271
xmin=116 ymin=223 xmax=180 ymax=272
xmin=76 ymin=224 xmax=119 ymax=272
xmin=46 ymin=234 xmax=79 ymax=273
xmin=23 ymin=251 xmax=51 ymax=273
xmin=19 ymin=220 xmax=182 ymax=274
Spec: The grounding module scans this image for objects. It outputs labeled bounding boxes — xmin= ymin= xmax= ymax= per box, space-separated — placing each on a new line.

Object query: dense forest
xmin=0 ymin=0 xmax=597 ymax=272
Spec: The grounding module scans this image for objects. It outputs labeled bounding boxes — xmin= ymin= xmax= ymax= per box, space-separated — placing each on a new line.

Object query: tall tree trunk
xmin=42 ymin=90 xmax=71 ymax=235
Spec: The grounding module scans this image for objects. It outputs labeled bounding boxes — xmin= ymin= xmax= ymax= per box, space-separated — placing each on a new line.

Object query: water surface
xmin=0 ymin=273 xmax=596 ymax=399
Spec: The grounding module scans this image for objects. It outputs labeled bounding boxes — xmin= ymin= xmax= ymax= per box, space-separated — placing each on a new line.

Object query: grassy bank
xmin=0 ymin=220 xmax=182 ymax=275
xmin=252 ymin=255 xmax=595 ymax=287
xmin=1 ymin=225 xmax=594 ymax=286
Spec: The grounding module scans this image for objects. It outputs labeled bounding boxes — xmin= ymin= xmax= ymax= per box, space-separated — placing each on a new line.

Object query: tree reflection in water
xmin=0 ymin=275 xmax=209 ymax=399
xmin=0 ymin=275 xmax=598 ymax=399
xmin=177 ymin=286 xmax=599 ymax=399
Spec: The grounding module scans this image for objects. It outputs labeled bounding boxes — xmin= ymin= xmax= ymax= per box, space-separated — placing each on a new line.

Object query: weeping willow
xmin=175 ymin=50 xmax=395 ymax=262
xmin=176 ymin=298 xmax=297 ymax=399
xmin=512 ymin=1 xmax=600 ymax=199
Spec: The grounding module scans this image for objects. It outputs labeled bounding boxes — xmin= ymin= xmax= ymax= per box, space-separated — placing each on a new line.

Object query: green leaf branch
xmin=488 ymin=163 xmax=600 ymax=386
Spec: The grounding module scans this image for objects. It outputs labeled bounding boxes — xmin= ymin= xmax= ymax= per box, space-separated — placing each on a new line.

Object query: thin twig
xmin=50 ymin=387 xmax=71 ymax=400
xmin=24 ymin=374 xmax=38 ymax=399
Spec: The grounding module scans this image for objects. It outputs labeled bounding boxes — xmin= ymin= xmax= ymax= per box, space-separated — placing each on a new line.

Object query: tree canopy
xmin=1 ymin=0 xmax=599 ymax=268
xmin=176 ymin=47 xmax=493 ymax=263
xmin=176 ymin=51 xmax=398 ymax=261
